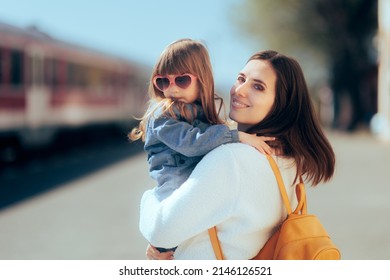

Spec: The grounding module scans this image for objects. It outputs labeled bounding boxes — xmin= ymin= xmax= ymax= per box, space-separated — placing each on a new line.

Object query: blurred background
xmin=0 ymin=0 xmax=389 ymax=260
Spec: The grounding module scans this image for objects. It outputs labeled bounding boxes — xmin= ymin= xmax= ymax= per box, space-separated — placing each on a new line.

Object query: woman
xmin=139 ymin=50 xmax=335 ymax=260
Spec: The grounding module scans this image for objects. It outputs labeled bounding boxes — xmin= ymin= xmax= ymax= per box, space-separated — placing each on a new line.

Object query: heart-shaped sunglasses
xmin=153 ymin=74 xmax=197 ymax=91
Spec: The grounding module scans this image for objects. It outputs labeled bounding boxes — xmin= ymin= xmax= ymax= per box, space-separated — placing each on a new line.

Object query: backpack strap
xmin=208 ymin=227 xmax=224 ymax=260
xmin=266 ymin=155 xmax=292 ymax=215
xmin=294 ymin=181 xmax=307 ymax=215
xmin=267 ymin=156 xmax=307 ymax=215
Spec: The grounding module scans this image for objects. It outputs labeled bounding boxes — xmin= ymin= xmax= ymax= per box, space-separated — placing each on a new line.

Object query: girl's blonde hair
xmin=129 ymin=38 xmax=224 ymax=141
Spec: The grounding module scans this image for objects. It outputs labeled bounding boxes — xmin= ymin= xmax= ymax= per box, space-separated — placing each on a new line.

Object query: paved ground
xmin=308 ymin=131 xmax=390 ymax=260
xmin=0 ymin=151 xmax=151 ymax=260
xmin=0 ymin=130 xmax=389 ymax=260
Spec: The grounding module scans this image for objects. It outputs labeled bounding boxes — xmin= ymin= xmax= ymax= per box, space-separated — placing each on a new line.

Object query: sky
xmin=0 ymin=0 xmax=260 ymax=96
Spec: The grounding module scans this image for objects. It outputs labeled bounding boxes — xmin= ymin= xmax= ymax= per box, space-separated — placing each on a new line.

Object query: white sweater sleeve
xmin=139 ymin=144 xmax=241 ymax=248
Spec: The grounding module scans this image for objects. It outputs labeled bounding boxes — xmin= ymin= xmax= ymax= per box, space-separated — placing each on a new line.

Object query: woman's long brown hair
xmin=246 ymin=50 xmax=335 ymax=186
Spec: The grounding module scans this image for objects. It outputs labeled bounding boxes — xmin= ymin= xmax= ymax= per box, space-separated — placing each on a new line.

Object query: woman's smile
xmin=231 ymin=97 xmax=250 ymax=109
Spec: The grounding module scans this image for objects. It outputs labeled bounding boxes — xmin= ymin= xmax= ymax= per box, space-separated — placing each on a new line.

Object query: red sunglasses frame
xmin=152 ymin=73 xmax=197 ymax=91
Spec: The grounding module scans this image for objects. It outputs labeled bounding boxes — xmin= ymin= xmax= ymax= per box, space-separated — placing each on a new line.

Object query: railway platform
xmin=0 ymin=130 xmax=389 ymax=260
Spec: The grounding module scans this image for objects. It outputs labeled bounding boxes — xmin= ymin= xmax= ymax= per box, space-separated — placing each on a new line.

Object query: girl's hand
xmin=238 ymin=132 xmax=276 ymax=155
xmin=146 ymin=244 xmax=174 ymax=260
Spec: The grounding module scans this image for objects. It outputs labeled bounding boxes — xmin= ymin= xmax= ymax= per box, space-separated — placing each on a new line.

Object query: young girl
xmin=130 ymin=39 xmax=273 ymax=251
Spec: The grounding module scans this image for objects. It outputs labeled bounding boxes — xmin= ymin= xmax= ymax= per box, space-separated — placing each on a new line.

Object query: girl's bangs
xmin=157 ymin=49 xmax=194 ymax=75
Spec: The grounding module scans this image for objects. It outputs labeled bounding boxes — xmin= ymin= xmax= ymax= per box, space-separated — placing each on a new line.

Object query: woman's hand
xmin=238 ymin=132 xmax=276 ymax=155
xmin=146 ymin=244 xmax=174 ymax=260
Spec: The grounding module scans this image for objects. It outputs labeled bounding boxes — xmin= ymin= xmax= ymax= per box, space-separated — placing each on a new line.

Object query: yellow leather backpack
xmin=208 ymin=155 xmax=341 ymax=260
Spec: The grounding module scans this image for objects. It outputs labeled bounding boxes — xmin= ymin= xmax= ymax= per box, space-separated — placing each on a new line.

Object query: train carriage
xmin=0 ymin=21 xmax=149 ymax=160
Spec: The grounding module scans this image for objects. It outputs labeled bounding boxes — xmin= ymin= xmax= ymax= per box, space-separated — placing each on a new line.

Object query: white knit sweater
xmin=139 ymin=143 xmax=298 ymax=259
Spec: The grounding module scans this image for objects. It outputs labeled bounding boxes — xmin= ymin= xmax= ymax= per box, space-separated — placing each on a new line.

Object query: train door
xmin=19 ymin=46 xmax=55 ymax=147
xmin=25 ymin=47 xmax=50 ymax=129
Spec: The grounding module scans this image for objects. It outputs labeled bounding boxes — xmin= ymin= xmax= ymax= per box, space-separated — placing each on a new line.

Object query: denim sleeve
xmin=151 ymin=117 xmax=239 ymax=157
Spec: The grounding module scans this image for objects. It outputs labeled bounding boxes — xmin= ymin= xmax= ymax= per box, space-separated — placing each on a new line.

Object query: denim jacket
xmin=144 ymin=102 xmax=239 ymax=201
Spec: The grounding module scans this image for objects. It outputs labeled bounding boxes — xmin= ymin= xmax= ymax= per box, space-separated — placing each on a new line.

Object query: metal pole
xmin=376 ymin=0 xmax=390 ymax=141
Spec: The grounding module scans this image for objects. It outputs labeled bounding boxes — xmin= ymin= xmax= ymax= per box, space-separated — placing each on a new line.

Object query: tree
xmin=232 ymin=0 xmax=378 ymax=131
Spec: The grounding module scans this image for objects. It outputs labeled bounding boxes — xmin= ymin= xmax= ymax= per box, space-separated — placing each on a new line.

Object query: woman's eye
xmin=237 ymin=76 xmax=245 ymax=83
xmin=254 ymin=84 xmax=264 ymax=91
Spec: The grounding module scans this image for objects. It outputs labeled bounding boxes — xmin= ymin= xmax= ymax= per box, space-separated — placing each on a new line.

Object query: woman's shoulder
xmin=203 ymin=143 xmax=270 ymax=168
xmin=208 ymin=142 xmax=266 ymax=159
xmin=204 ymin=143 xmax=295 ymax=175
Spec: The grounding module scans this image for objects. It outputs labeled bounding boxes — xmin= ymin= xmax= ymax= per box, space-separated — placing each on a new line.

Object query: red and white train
xmin=0 ymin=21 xmax=150 ymax=158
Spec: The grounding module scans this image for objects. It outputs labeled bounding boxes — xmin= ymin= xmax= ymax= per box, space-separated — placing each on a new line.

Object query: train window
xmin=54 ymin=60 xmax=67 ymax=86
xmin=68 ymin=63 xmax=87 ymax=87
xmin=10 ymin=50 xmax=24 ymax=86
xmin=87 ymin=67 xmax=104 ymax=93
xmin=126 ymin=74 xmax=135 ymax=88
xmin=0 ymin=48 xmax=11 ymax=86
xmin=30 ymin=55 xmax=44 ymax=86
xmin=67 ymin=63 xmax=76 ymax=86
xmin=44 ymin=58 xmax=55 ymax=87
xmin=0 ymin=48 xmax=3 ymax=84
xmin=75 ymin=64 xmax=87 ymax=86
